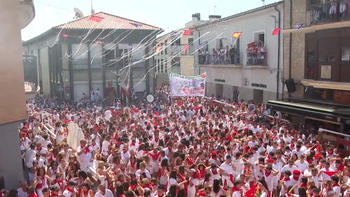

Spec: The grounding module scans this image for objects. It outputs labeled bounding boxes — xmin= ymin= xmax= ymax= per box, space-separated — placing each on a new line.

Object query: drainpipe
xmin=275 ymin=4 xmax=281 ymax=100
xmin=288 ymin=0 xmax=293 ymax=98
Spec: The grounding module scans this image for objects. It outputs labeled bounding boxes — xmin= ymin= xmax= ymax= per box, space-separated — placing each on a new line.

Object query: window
xmin=90 ymin=43 xmax=103 ymax=69
xmin=342 ymin=47 xmax=350 ymax=62
xmin=165 ymin=41 xmax=168 ymax=55
xmin=157 ymin=60 xmax=160 ymax=72
xmin=161 ymin=60 xmax=164 ymax=73
xmin=188 ymin=38 xmax=194 ymax=45
xmin=72 ymin=44 xmax=88 ymax=69
xmin=161 ymin=43 xmax=163 ymax=55
xmin=258 ymin=33 xmax=265 ymax=45
xmin=165 ymin=62 xmax=168 ymax=73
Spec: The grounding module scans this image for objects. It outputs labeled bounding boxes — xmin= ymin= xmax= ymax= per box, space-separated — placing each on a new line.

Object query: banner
xmin=169 ymin=72 xmax=206 ymax=97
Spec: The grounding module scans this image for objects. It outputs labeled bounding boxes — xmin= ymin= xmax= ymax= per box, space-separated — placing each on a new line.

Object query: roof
xmin=191 ymin=1 xmax=283 ymax=29
xmin=55 ymin=12 xmax=161 ymax=30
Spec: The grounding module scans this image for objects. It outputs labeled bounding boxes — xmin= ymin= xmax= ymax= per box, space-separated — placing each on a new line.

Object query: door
xmin=253 ymin=89 xmax=263 ymax=104
xmin=215 ymin=84 xmax=223 ymax=99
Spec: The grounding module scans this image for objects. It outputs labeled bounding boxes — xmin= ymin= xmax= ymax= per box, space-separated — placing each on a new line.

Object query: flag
xmin=294 ymin=23 xmax=304 ymax=29
xmin=96 ymin=41 xmax=103 ymax=44
xmin=245 ymin=181 xmax=257 ymax=197
xmin=155 ymin=46 xmax=162 ymax=53
xmin=232 ymin=32 xmax=242 ymax=38
xmin=272 ymin=28 xmax=282 ymax=35
xmin=89 ymin=15 xmax=104 ymax=22
xmin=255 ymin=184 xmax=262 ymax=197
xmin=321 ymin=171 xmax=339 ymax=180
xmin=184 ymin=45 xmax=189 ymax=54
xmin=183 ymin=30 xmax=194 ymax=35
xmin=62 ymin=34 xmax=68 ymax=38
xmin=247 ymin=41 xmax=256 ymax=47
xmin=130 ymin=23 xmax=142 ymax=28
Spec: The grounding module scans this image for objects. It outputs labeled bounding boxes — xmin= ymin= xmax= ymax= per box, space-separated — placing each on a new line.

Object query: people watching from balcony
xmin=247 ymin=40 xmax=266 ymax=65
xmin=198 ymin=45 xmax=240 ymax=65
xmin=311 ymin=0 xmax=349 ymax=23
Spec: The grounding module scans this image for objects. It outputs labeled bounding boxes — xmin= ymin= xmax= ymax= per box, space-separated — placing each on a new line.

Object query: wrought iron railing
xmin=310 ymin=0 xmax=350 ymax=25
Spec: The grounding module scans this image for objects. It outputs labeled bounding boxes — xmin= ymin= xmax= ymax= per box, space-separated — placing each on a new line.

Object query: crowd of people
xmin=3 ymin=85 xmax=350 ymax=197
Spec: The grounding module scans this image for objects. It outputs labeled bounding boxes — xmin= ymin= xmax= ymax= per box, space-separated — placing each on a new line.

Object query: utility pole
xmin=214 ymin=5 xmax=217 ymax=15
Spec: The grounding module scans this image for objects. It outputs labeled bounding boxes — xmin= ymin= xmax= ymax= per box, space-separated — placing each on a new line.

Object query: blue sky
xmin=21 ymin=0 xmax=280 ymax=41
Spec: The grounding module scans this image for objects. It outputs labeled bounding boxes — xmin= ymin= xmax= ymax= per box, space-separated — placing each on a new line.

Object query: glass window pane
xmin=72 ymin=44 xmax=88 ymax=69
xmin=342 ymin=47 xmax=350 ymax=62
xmin=90 ymin=43 xmax=103 ymax=69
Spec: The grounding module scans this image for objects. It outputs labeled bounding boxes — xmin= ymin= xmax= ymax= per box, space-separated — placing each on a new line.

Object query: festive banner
xmin=232 ymin=32 xmax=242 ymax=38
xmin=169 ymin=72 xmax=206 ymax=97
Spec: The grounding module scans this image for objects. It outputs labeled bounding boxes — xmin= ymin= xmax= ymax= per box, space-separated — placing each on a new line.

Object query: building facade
xmin=192 ymin=2 xmax=284 ymax=104
xmin=0 ymin=0 xmax=35 ymax=189
xmin=267 ymin=0 xmax=350 ymax=152
xmin=154 ymin=13 xmax=207 ymax=85
xmin=23 ymin=12 xmax=162 ymax=101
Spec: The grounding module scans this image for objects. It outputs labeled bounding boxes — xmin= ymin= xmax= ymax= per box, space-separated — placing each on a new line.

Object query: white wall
xmin=194 ymin=3 xmax=284 ymax=98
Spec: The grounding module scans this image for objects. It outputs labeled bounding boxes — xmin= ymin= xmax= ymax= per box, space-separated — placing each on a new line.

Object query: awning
xmin=301 ymin=80 xmax=350 ymax=91
xmin=267 ymin=100 xmax=340 ymax=122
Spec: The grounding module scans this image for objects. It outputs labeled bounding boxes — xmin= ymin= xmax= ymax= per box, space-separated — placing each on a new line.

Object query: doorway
xmin=253 ymin=89 xmax=263 ymax=104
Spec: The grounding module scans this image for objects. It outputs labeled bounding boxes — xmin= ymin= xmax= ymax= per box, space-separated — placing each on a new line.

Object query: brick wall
xmin=334 ymin=91 xmax=350 ymax=105
xmin=283 ymin=0 xmax=308 ymax=99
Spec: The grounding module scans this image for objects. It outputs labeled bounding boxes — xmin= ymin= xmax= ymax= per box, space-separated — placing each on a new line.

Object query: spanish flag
xmin=232 ymin=32 xmax=242 ymax=38
xmin=155 ymin=46 xmax=162 ymax=53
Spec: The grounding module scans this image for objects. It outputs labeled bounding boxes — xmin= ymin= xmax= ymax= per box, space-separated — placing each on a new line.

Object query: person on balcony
xmin=212 ymin=49 xmax=218 ymax=64
xmin=257 ymin=41 xmax=266 ymax=65
xmin=340 ymin=0 xmax=349 ymax=19
xmin=205 ymin=50 xmax=210 ymax=64
xmin=230 ymin=45 xmax=236 ymax=64
xmin=329 ymin=0 xmax=338 ymax=21
xmin=225 ymin=45 xmax=230 ymax=64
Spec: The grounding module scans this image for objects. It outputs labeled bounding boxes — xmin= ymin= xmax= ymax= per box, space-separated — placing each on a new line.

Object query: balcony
xmin=197 ymin=50 xmax=242 ymax=66
xmin=171 ymin=45 xmax=194 ymax=56
xmin=246 ymin=41 xmax=267 ymax=66
xmin=19 ymin=0 xmax=35 ymax=29
xmin=310 ymin=0 xmax=350 ymax=25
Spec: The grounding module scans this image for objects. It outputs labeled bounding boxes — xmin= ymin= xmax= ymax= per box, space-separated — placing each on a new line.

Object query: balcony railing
xmin=310 ymin=1 xmax=350 ymax=25
xmin=171 ymin=45 xmax=194 ymax=55
xmin=198 ymin=51 xmax=242 ymax=65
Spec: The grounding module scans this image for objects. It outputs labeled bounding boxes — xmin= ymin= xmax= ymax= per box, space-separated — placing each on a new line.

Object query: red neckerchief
xmin=300 ymin=183 xmax=307 ymax=188
xmin=28 ymin=193 xmax=37 ymax=197
xmin=293 ymin=175 xmax=299 ymax=181
xmin=123 ymin=150 xmax=128 ymax=154
xmin=130 ymin=161 xmax=136 ymax=168
xmin=66 ymin=186 xmax=75 ymax=193
xmin=149 ymin=151 xmax=161 ymax=161
xmin=283 ymin=177 xmax=290 ymax=181
xmin=82 ymin=190 xmax=89 ymax=196
xmin=83 ymin=146 xmax=90 ymax=154
xmin=168 ymin=147 xmax=172 ymax=153
xmin=265 ymin=171 xmax=272 ymax=177
xmin=91 ymin=142 xmax=96 ymax=147
xmin=38 ymin=146 xmax=43 ymax=152
xmin=212 ymin=168 xmax=218 ymax=175
xmin=197 ymin=191 xmax=206 ymax=197
xmin=332 ymin=183 xmax=339 ymax=187
xmin=187 ymin=157 xmax=194 ymax=165
xmin=199 ymin=169 xmax=205 ymax=178
xmin=232 ymin=186 xmax=240 ymax=193
xmin=154 ymin=138 xmax=159 ymax=142
xmin=130 ymin=185 xmax=137 ymax=190
xmin=51 ymin=192 xmax=59 ymax=197
xmin=130 ymin=143 xmax=135 ymax=147
xmin=55 ymin=178 xmax=64 ymax=190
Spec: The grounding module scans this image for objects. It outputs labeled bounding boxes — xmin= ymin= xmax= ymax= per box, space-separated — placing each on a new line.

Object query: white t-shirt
xmin=94 ymin=189 xmax=114 ymax=197
xmin=295 ymin=160 xmax=309 ymax=173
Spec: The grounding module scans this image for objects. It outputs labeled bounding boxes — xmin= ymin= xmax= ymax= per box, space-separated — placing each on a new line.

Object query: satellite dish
xmin=146 ymin=94 xmax=154 ymax=103
xmin=73 ymin=8 xmax=84 ymax=19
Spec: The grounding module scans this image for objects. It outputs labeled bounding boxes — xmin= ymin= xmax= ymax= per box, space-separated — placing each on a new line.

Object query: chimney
xmin=192 ymin=13 xmax=201 ymax=22
xmin=209 ymin=15 xmax=221 ymax=22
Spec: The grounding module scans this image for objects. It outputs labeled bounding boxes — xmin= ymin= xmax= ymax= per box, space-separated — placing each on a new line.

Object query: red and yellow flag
xmin=155 ymin=46 xmax=162 ymax=53
xmin=232 ymin=32 xmax=242 ymax=38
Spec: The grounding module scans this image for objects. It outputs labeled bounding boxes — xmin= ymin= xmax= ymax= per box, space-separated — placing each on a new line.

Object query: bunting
xmin=155 ymin=46 xmax=162 ymax=53
xmin=294 ymin=23 xmax=304 ymax=29
xmin=184 ymin=45 xmax=189 ymax=54
xmin=183 ymin=30 xmax=194 ymax=35
xmin=272 ymin=28 xmax=282 ymax=35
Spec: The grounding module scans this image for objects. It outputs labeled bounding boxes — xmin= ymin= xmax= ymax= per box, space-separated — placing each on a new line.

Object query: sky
xmin=21 ymin=0 xmax=280 ymax=41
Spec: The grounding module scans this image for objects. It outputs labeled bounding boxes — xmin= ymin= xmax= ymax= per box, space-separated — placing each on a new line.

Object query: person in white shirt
xmin=63 ymin=181 xmax=77 ymax=197
xmin=94 ymin=184 xmax=113 ymax=197
xmin=295 ymin=155 xmax=309 ymax=173
xmin=17 ymin=181 xmax=28 ymax=197
xmin=331 ymin=175 xmax=341 ymax=197
xmin=76 ymin=139 xmax=92 ymax=171
xmin=101 ymin=136 xmax=110 ymax=157
xmin=220 ymin=155 xmax=236 ymax=189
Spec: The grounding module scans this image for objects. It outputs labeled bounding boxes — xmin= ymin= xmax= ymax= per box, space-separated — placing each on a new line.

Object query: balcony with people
xmin=197 ymin=45 xmax=242 ymax=66
xmin=309 ymin=0 xmax=350 ymax=25
xmin=246 ymin=40 xmax=267 ymax=66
